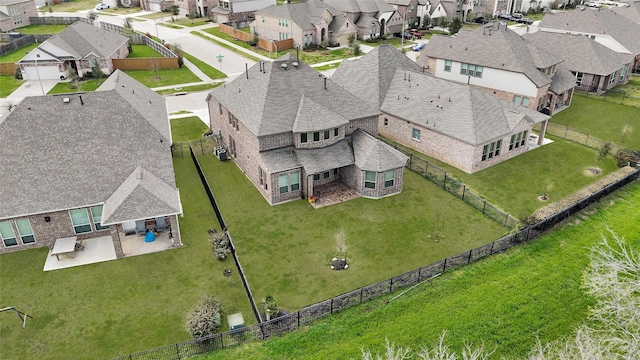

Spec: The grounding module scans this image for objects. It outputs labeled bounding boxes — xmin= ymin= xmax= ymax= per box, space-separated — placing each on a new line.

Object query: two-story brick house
xmin=322 ymin=0 xmax=404 ymax=38
xmin=333 ymin=44 xmax=550 ymax=174
xmin=0 ymin=0 xmax=37 ymax=32
xmin=206 ymin=54 xmax=408 ymax=205
xmin=211 ymin=0 xmax=274 ymax=23
xmin=0 ymin=70 xmax=182 ymax=257
xmin=417 ymin=23 xmax=575 ymax=117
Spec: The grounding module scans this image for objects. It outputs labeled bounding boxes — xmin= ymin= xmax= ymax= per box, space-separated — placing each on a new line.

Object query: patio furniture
xmin=156 ymin=217 xmax=167 ymax=232
xmin=135 ymin=220 xmax=146 ymax=235
xmin=51 ymin=236 xmax=78 ymax=260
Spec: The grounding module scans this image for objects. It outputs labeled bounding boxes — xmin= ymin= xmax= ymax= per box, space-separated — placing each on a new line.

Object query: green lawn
xmin=123 ymin=66 xmax=201 ymax=88
xmin=171 ymin=18 xmax=210 ymax=27
xmin=16 ymin=24 xmax=68 ymax=34
xmin=170 ymin=116 xmax=210 ymax=142
xmin=0 ymin=75 xmax=23 ymax=97
xmin=551 ymin=94 xmax=640 ymax=151
xmin=191 ymin=31 xmax=261 ymax=62
xmin=38 ymin=0 xmax=94 ymax=12
xmin=312 ymin=62 xmax=341 ymax=71
xmin=181 ymin=50 xmax=226 ymax=79
xmin=0 ymin=155 xmax=255 ymax=360
xmin=386 ymin=136 xmax=618 ymax=220
xmin=605 ymin=76 xmax=640 ymax=108
xmin=157 ymin=82 xmax=222 ymax=95
xmin=47 ymin=79 xmax=104 ymax=94
xmin=0 ymin=42 xmax=38 ymax=62
xmin=197 ymin=179 xmax=640 ymax=360
xmin=127 ymin=44 xmax=163 ymax=58
xmin=199 ymin=154 xmax=506 ymax=311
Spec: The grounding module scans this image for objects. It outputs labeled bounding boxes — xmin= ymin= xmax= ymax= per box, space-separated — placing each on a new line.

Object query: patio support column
xmin=538 ymin=119 xmax=548 ymax=146
xmin=110 ymin=226 xmax=125 ymax=259
xmin=307 ymin=175 xmax=313 ymax=199
xmin=548 ymin=93 xmax=557 ymax=116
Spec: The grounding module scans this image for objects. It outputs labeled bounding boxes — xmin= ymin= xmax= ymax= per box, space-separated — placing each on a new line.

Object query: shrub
xmin=614 ymin=149 xmax=638 ymax=168
xmin=264 ymin=295 xmax=279 ymax=319
xmin=185 ymin=296 xmax=221 ymax=339
xmin=209 ymin=232 xmax=231 ymax=260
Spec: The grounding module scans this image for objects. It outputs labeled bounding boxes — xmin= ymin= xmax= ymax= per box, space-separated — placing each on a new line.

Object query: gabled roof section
xmin=420 ymin=24 xmax=561 ymax=87
xmin=332 ymin=44 xmax=425 ymax=107
xmin=380 ymin=69 xmax=549 ymax=145
xmin=323 ymin=0 xmax=395 ymax=14
xmin=256 ymin=0 xmax=338 ymax=30
xmin=538 ymin=8 xmax=640 ymax=55
xmin=352 ymin=130 xmax=408 ymax=171
xmin=210 ymin=53 xmax=380 ymax=137
xmin=42 ymin=21 xmax=129 ymax=59
xmin=523 ymin=31 xmax=628 ymax=76
xmin=549 ymin=65 xmax=578 ymax=95
xmin=0 ymin=72 xmax=177 ymax=221
xmin=296 ymin=141 xmax=355 ymax=174
xmin=101 ymin=166 xmax=181 ymax=224
xmin=97 ymin=70 xmax=171 ymax=142
xmin=611 ymin=1 xmax=640 ymax=24
xmin=292 ymin=95 xmax=349 ymax=132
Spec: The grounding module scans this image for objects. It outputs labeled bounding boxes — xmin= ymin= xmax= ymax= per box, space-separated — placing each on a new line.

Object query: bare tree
xmin=360 ymin=339 xmax=412 ymax=360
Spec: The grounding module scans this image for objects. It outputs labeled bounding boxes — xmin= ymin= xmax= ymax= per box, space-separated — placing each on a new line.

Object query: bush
xmin=264 ymin=295 xmax=279 ymax=319
xmin=185 ymin=296 xmax=221 ymax=339
xmin=209 ymin=232 xmax=231 ymax=260
xmin=614 ymin=149 xmax=638 ymax=168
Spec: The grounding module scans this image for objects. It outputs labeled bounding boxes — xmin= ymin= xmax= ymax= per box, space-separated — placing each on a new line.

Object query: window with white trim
xmin=313 ymin=173 xmax=320 ymax=181
xmin=301 ymin=133 xmax=308 ymax=143
xmin=313 ymin=132 xmax=320 ymax=141
xmin=608 ymin=71 xmax=616 ymax=85
xmin=620 ymin=66 xmax=626 ymax=80
xmin=461 ymin=63 xmax=483 ymax=77
xmin=481 ymin=140 xmax=501 ymax=161
xmin=278 ymin=172 xmax=300 ymax=194
xmin=444 ymin=60 xmax=452 ymax=72
xmin=384 ymin=170 xmax=394 ymax=187
xmin=509 ymin=131 xmax=527 ymax=150
xmin=364 ymin=171 xmax=376 ymax=189
xmin=15 ymin=219 xmax=35 ymax=243
xmin=0 ymin=221 xmax=17 ymax=247
xmin=70 ymin=209 xmax=92 ymax=234
xmin=334 ymin=128 xmax=339 ymax=137
xmin=91 ymin=206 xmax=109 ymax=231
xmin=323 ymin=171 xmax=329 ymax=179
xmin=514 ymin=95 xmax=530 ymax=107
xmin=324 ymin=130 xmax=330 ymax=140
xmin=412 ymin=128 xmax=421 ymax=141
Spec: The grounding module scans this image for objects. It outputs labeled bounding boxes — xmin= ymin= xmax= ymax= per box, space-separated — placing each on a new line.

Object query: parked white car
xmin=95 ymin=3 xmax=109 ymax=10
xmin=586 ymin=1 xmax=601 ymax=7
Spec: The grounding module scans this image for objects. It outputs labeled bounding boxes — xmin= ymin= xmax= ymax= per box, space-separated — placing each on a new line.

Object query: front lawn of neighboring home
xmin=37 ymin=0 xmax=95 ymax=12
xmin=0 ymin=75 xmax=23 ymax=97
xmin=0 ymin=42 xmax=38 ymax=63
xmin=0 ymin=135 xmax=254 ymax=360
xmin=15 ymin=24 xmax=68 ymax=34
xmin=551 ymin=94 xmax=640 ymax=151
xmin=157 ymin=82 xmax=222 ymax=95
xmin=123 ymin=66 xmax=201 ymax=88
xmin=181 ymin=50 xmax=226 ymax=80
xmin=197 ymin=177 xmax=640 ymax=360
xmin=386 ymin=136 xmax=618 ymax=220
xmin=199 ymin=153 xmax=506 ymax=311
xmin=191 ymin=31 xmax=261 ymax=62
xmin=47 ymin=78 xmax=103 ymax=94
xmin=127 ymin=44 xmax=164 ymax=58
xmin=171 ymin=18 xmax=210 ymax=27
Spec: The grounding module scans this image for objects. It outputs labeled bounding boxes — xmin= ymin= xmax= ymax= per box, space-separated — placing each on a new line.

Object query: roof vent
xmin=292 ymin=61 xmax=299 ymax=67
xmin=63 ymin=97 xmax=70 ymax=103
xmin=281 ymin=63 xmax=288 ymax=70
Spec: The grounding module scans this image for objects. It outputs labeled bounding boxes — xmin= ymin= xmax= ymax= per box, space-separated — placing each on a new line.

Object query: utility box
xmin=228 ymin=312 xmax=245 ymax=331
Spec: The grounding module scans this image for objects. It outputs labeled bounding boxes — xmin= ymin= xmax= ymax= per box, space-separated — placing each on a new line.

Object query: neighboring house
xmin=252 ymin=0 xmax=357 ymax=47
xmin=212 ymin=0 xmax=275 ymax=23
xmin=384 ymin=0 xmax=421 ymax=28
xmin=538 ymin=8 xmax=640 ymax=74
xmin=0 ymin=70 xmax=182 ymax=257
xmin=322 ymin=0 xmax=404 ymax=37
xmin=17 ymin=21 xmax=130 ymax=81
xmin=140 ymin=0 xmax=174 ymax=12
xmin=417 ymin=23 xmax=576 ymax=116
xmin=611 ymin=0 xmax=640 ymax=24
xmin=524 ymin=31 xmax=633 ymax=94
xmin=474 ymin=0 xmax=548 ymax=18
xmin=333 ymin=44 xmax=550 ymax=174
xmin=0 ymin=0 xmax=37 ymax=32
xmin=430 ymin=0 xmax=474 ymax=23
xmin=206 ymin=54 xmax=409 ymax=205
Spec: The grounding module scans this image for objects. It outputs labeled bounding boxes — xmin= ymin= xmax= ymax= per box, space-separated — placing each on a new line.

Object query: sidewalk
xmin=190 ymin=28 xmax=271 ymax=62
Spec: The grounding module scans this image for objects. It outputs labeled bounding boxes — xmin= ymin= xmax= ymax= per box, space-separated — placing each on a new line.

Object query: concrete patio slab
xmin=43 ymin=236 xmax=116 ymax=271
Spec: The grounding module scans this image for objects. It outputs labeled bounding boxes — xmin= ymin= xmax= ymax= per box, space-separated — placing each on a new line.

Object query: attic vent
xmin=281 ymin=63 xmax=288 ymax=70
xmin=63 ymin=97 xmax=70 ymax=103
xmin=292 ymin=61 xmax=299 ymax=67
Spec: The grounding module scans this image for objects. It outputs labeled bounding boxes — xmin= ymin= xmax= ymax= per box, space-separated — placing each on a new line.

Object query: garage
xmin=22 ymin=64 xmax=61 ymax=81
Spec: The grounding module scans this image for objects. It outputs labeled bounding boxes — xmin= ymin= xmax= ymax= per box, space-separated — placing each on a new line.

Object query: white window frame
xmin=0 ymin=221 xmax=17 ymax=247
xmin=384 ymin=170 xmax=394 ymax=187
xmin=69 ymin=209 xmax=92 ymax=234
xmin=91 ymin=206 xmax=109 ymax=231
xmin=16 ymin=219 xmax=35 ymax=244
xmin=412 ymin=128 xmax=421 ymax=141
xmin=444 ymin=60 xmax=451 ymax=72
xmin=364 ymin=171 xmax=376 ymax=189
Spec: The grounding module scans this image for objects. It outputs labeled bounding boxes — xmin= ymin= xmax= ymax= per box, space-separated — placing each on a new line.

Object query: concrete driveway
xmin=0 ymin=79 xmax=58 ymax=121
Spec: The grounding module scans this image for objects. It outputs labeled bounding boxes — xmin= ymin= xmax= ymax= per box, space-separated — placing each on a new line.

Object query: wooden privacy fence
xmin=28 ymin=16 xmax=91 ymax=25
xmin=219 ymin=23 xmax=253 ymax=42
xmin=0 ymin=34 xmax=53 ymax=56
xmin=112 ymin=58 xmax=179 ymax=70
xmin=0 ymin=63 xmax=16 ymax=76
xmin=113 ymin=143 xmax=639 ymax=360
xmin=219 ymin=23 xmax=294 ymax=52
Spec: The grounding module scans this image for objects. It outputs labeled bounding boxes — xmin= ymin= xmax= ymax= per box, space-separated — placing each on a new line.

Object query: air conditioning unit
xmin=215 ymin=146 xmax=227 ymax=161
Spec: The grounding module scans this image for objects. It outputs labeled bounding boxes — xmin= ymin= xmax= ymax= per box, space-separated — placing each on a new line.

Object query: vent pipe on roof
xmin=324 ymin=77 xmax=327 ymax=90
xmin=246 ymin=63 xmax=249 ymax=79
xmin=63 ymin=97 xmax=70 ymax=104
xmin=408 ymin=74 xmax=411 ymax=82
xmin=259 ymin=61 xmax=262 ymax=73
xmin=79 ymin=95 xmax=84 ymax=106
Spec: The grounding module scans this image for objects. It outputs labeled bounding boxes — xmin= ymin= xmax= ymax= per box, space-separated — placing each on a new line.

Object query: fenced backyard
xmin=113 ymin=139 xmax=639 ymax=360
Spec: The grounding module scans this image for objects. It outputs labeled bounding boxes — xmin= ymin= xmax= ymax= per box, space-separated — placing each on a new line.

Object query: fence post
xmin=389 ymin=278 xmax=393 ymax=292
xmin=176 ymin=343 xmax=181 ymax=360
xmin=200 ymin=139 xmax=204 ymax=155
xmin=418 ymin=266 xmax=422 ymax=281
xmin=409 ymin=153 xmax=413 ymax=169
xmin=330 ymin=298 xmax=333 ymax=314
xmin=443 ymin=172 xmax=447 ymax=189
xmin=462 ymin=185 xmax=466 ymax=201
xmin=360 ymin=288 xmax=363 ymax=304
xmin=504 ymin=213 xmax=509 ymax=227
xmin=468 ymin=250 xmax=472 ymax=264
xmin=482 ymin=200 xmax=487 ymax=214
xmin=490 ymin=241 xmax=495 ymax=254
xmin=564 ymin=126 xmax=568 ymax=139
xmin=585 ymin=134 xmax=589 ymax=146
xmin=443 ymin=258 xmax=447 ymax=272
xmin=297 ymin=311 xmax=300 ymax=328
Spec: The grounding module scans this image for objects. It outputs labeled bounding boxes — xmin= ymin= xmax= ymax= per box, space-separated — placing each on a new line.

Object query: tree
xmin=170 ymin=4 xmax=180 ymax=16
xmin=122 ymin=17 xmax=135 ymax=36
xmin=422 ymin=15 xmax=431 ymax=30
xmin=613 ymin=149 xmax=638 ymax=167
xmin=170 ymin=43 xmax=184 ymax=67
xmin=90 ymin=60 xmax=105 ymax=79
xmin=352 ymin=43 xmax=362 ymax=59
xmin=187 ymin=11 xmax=198 ymax=24
xmin=438 ymin=17 xmax=450 ymax=30
xmin=597 ymin=142 xmax=611 ymax=163
xmin=264 ymin=295 xmax=279 ymax=320
xmin=185 ymin=296 xmax=221 ymax=339
xmin=209 ymin=231 xmax=230 ymax=260
xmin=448 ymin=17 xmax=463 ymax=35
xmin=347 ymin=33 xmax=356 ymax=49
xmin=87 ymin=10 xmax=98 ymax=20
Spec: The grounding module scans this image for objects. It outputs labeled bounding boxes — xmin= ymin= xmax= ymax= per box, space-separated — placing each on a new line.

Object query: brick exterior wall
xmin=0 ymin=0 xmax=38 ymax=32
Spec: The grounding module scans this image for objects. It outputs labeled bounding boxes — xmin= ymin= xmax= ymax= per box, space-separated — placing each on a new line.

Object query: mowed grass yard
xmin=198 ymin=173 xmax=640 ymax=360
xmin=551 ymin=92 xmax=640 ymax=151
xmin=0 ymin=119 xmax=253 ymax=360
xmin=199 ymin=154 xmax=506 ymax=311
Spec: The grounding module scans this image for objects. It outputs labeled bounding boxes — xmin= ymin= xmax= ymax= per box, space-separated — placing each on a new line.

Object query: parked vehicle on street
xmin=475 ymin=16 xmax=489 ymax=24
xmin=498 ymin=14 xmax=515 ymax=21
xmin=586 ymin=1 xmax=601 ymax=7
xmin=412 ymin=43 xmax=426 ymax=51
xmin=511 ymin=13 xmax=523 ymax=19
xmin=95 ymin=3 xmax=109 ymax=10
xmin=516 ymin=17 xmax=533 ymax=25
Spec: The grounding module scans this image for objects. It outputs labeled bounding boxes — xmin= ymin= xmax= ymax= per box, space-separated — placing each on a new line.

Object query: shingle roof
xmin=549 ymin=65 xmax=578 ymax=95
xmin=538 ymin=7 xmax=640 ymax=55
xmin=328 ymin=15 xmax=348 ymax=32
xmin=296 ymin=140 xmax=355 ymax=174
xmin=611 ymin=1 xmax=640 ymax=24
xmin=523 ymin=31 xmax=629 ymax=76
xmin=332 ymin=44 xmax=425 ymax=108
xmin=209 ymin=53 xmax=380 ymax=137
xmin=352 ymin=130 xmax=408 ymax=171
xmin=256 ymin=0 xmax=338 ymax=30
xmin=420 ymin=24 xmax=561 ymax=87
xmin=292 ymin=95 xmax=350 ymax=132
xmin=380 ymin=69 xmax=549 ymax=145
xmin=0 ymin=71 xmax=179 ymax=221
xmin=42 ymin=21 xmax=129 ymax=59
xmin=260 ymin=146 xmax=300 ymax=173
xmin=322 ymin=0 xmax=395 ymax=15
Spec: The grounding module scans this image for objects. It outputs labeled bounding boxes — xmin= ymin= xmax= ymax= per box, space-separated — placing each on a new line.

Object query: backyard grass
xmin=15 ymin=24 xmax=68 ymax=34
xmin=170 ymin=116 xmax=209 ymax=142
xmin=191 ymin=31 xmax=261 ymax=62
xmin=312 ymin=62 xmax=341 ymax=71
xmin=47 ymin=78 xmax=103 ymax=94
xmin=605 ymin=76 xmax=640 ymax=108
xmin=551 ymin=94 xmax=640 ymax=151
xmin=0 ymin=155 xmax=255 ymax=360
xmin=181 ymin=50 xmax=226 ymax=79
xmin=123 ymin=66 xmax=201 ymax=88
xmin=102 ymin=6 xmax=141 ymax=15
xmin=0 ymin=42 xmax=38 ymax=62
xmin=127 ymin=44 xmax=163 ymax=58
xmin=38 ymin=0 xmax=95 ymax=12
xmin=0 ymin=75 xmax=23 ymax=97
xmin=385 ymin=136 xmax=618 ymax=220
xmin=197 ymin=179 xmax=640 ymax=360
xmin=199 ymin=154 xmax=506 ymax=311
